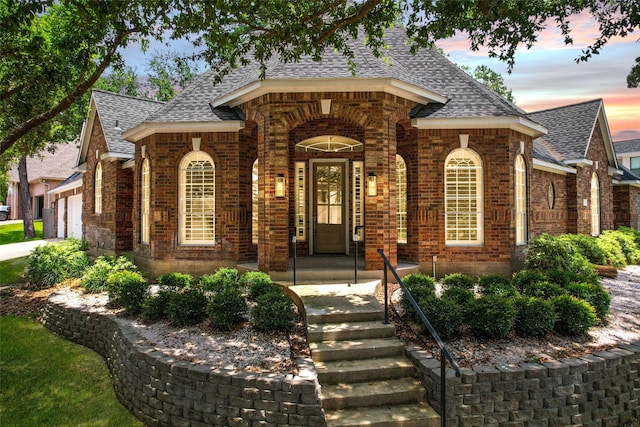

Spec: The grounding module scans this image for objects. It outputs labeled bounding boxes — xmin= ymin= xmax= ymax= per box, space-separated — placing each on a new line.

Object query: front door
xmin=314 ymin=162 xmax=346 ymax=253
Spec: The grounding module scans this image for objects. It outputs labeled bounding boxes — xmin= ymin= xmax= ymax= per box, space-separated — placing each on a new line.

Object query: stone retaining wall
xmin=42 ymin=298 xmax=326 ymax=427
xmin=409 ymin=345 xmax=640 ymax=427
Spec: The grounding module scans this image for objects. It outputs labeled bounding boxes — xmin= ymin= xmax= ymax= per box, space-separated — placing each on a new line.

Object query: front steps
xmin=298 ymin=283 xmax=440 ymax=427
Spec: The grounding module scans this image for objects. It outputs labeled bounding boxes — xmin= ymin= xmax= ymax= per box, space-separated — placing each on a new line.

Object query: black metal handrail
xmin=377 ymin=248 xmax=461 ymax=427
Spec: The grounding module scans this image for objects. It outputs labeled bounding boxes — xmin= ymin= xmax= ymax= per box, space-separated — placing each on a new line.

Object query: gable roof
xmin=528 ymin=99 xmax=618 ymax=171
xmin=78 ymin=90 xmax=164 ymax=165
xmin=125 ymin=26 xmax=546 ymax=141
xmin=8 ymin=142 xmax=80 ymax=184
xmin=614 ymin=138 xmax=640 ymax=156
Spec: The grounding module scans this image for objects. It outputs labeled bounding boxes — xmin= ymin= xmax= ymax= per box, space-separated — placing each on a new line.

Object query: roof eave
xmin=122 ymin=159 xmax=135 ymax=169
xmin=613 ymin=180 xmax=640 ymax=188
xmin=411 ymin=116 xmax=547 ymax=138
xmin=564 ymin=158 xmax=593 ymax=167
xmin=210 ymin=78 xmax=449 ymax=109
xmin=123 ymin=121 xmax=246 ymax=142
xmin=533 ymin=158 xmax=576 ymax=175
xmin=48 ymin=178 xmax=83 ymax=195
xmin=100 ymin=151 xmax=134 ymax=162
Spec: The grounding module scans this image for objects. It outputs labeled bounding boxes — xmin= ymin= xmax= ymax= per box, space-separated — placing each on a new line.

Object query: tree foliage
xmin=460 ymin=64 xmax=514 ymax=102
xmin=2 ymin=0 xmax=638 ymax=156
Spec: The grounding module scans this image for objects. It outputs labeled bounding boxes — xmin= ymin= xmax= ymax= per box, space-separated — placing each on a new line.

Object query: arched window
xmin=515 ymin=154 xmax=527 ymax=245
xmin=141 ymin=158 xmax=150 ymax=244
xmin=179 ymin=151 xmax=215 ymax=244
xmin=396 ymin=155 xmax=407 ymax=244
xmin=252 ymin=159 xmax=258 ymax=245
xmin=94 ymin=162 xmax=102 ymax=214
xmin=591 ymin=172 xmax=600 ymax=236
xmin=445 ymin=148 xmax=483 ymax=245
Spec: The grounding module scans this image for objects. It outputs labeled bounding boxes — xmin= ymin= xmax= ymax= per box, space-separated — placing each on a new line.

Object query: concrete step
xmin=307 ymin=320 xmax=396 ymax=342
xmin=324 ymin=402 xmax=440 ymax=427
xmin=305 ymin=305 xmax=385 ymax=325
xmin=320 ymin=377 xmax=426 ymax=410
xmin=315 ymin=357 xmax=415 ymax=384
xmin=310 ymin=337 xmax=405 ymax=362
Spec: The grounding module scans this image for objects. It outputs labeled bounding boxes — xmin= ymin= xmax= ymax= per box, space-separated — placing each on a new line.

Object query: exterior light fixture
xmin=367 ymin=172 xmax=377 ymax=197
xmin=275 ymin=174 xmax=286 ymax=198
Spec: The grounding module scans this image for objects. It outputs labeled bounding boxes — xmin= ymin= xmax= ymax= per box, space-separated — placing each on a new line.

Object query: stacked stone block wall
xmin=42 ymin=298 xmax=326 ymax=427
xmin=409 ymin=345 xmax=640 ymax=427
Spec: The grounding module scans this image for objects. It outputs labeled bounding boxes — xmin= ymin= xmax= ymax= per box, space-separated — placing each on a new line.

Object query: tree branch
xmin=316 ymin=0 xmax=383 ymax=45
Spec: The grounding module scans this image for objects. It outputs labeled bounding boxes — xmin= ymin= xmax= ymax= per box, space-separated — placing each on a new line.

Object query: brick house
xmin=76 ymin=28 xmax=627 ymax=277
xmin=611 ymin=138 xmax=640 ymax=229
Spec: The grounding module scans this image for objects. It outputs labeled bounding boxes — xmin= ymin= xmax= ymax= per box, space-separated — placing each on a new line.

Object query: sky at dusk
xmin=122 ymin=14 xmax=639 ymax=142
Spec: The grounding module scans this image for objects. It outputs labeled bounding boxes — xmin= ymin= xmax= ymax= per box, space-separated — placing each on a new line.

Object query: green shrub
xmin=564 ymin=282 xmax=611 ymax=321
xmin=200 ymin=267 xmax=240 ymax=292
xmin=601 ymin=229 xmax=640 ymax=265
xmin=617 ymin=226 xmax=640 ymax=248
xmin=400 ymin=274 xmax=436 ymax=320
xmin=441 ymin=272 xmax=475 ymax=290
xmin=552 ymin=295 xmax=597 ymax=336
xmin=207 ymin=287 xmax=247 ymax=330
xmin=252 ymin=291 xmax=296 ymax=331
xmin=525 ymin=233 xmax=597 ymax=279
xmin=106 ymin=271 xmax=148 ymax=314
xmin=478 ymin=274 xmax=517 ymax=298
xmin=157 ymin=272 xmax=193 ymax=289
xmin=557 ymin=234 xmax=607 ymax=265
xmin=81 ymin=255 xmax=138 ymax=293
xmin=441 ymin=286 xmax=474 ymax=307
xmin=168 ymin=287 xmax=208 ymax=327
xmin=522 ymin=281 xmax=567 ymax=300
xmin=27 ymin=239 xmax=89 ymax=289
xmin=141 ymin=290 xmax=173 ymax=321
xmin=511 ymin=269 xmax=547 ymax=294
xmin=596 ymin=233 xmax=627 ymax=267
xmin=240 ymin=272 xmax=277 ymax=301
xmin=467 ymin=296 xmax=516 ymax=339
xmin=417 ymin=297 xmax=463 ymax=339
xmin=514 ymin=297 xmax=556 ymax=337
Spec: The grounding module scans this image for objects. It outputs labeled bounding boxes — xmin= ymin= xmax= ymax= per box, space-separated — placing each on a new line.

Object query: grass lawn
xmin=0 ymin=316 xmax=143 ymax=426
xmin=0 ymin=257 xmax=27 ymax=285
xmin=0 ymin=220 xmax=43 ymax=245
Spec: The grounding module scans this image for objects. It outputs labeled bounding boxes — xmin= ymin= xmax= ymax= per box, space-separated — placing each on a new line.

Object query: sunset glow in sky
xmin=437 ymin=14 xmax=640 ymax=142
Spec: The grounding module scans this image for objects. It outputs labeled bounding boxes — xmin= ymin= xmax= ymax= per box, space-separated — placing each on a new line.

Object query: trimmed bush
xmin=207 ymin=287 xmax=247 ymax=330
xmin=596 ymin=233 xmax=627 ymax=267
xmin=252 ymin=291 xmax=296 ymax=331
xmin=525 ymin=233 xmax=597 ymax=280
xmin=167 ymin=287 xmax=208 ymax=327
xmin=441 ymin=286 xmax=474 ymax=307
xmin=106 ymin=271 xmax=148 ymax=314
xmin=557 ymin=233 xmax=607 ymax=265
xmin=511 ymin=269 xmax=547 ymax=294
xmin=602 ymin=229 xmax=640 ymax=265
xmin=240 ymin=272 xmax=277 ymax=301
xmin=514 ymin=297 xmax=556 ymax=337
xmin=441 ymin=272 xmax=475 ymax=290
xmin=478 ymin=274 xmax=517 ymax=298
xmin=417 ymin=297 xmax=463 ymax=339
xmin=564 ymin=282 xmax=611 ymax=321
xmin=522 ymin=281 xmax=567 ymax=300
xmin=467 ymin=296 xmax=516 ymax=339
xmin=400 ymin=274 xmax=436 ymax=320
xmin=141 ymin=290 xmax=172 ymax=321
xmin=200 ymin=267 xmax=240 ymax=293
xmin=157 ymin=272 xmax=193 ymax=289
xmin=552 ymin=295 xmax=597 ymax=336
xmin=27 ymin=239 xmax=89 ymax=289
xmin=81 ymin=255 xmax=138 ymax=293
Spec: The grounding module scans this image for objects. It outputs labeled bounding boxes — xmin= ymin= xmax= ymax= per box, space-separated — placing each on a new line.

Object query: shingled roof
xmin=7 ymin=142 xmax=80 ymax=183
xmin=135 ymin=26 xmax=529 ymax=128
xmin=614 ymin=138 xmax=640 ymax=155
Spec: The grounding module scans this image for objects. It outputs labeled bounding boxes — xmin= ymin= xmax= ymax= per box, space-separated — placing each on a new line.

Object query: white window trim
xmin=396 ymin=155 xmax=407 ymax=244
xmin=444 ymin=148 xmax=484 ymax=246
xmin=352 ymin=161 xmax=364 ymax=240
xmin=141 ymin=158 xmax=150 ymax=244
xmin=94 ymin=162 xmax=102 ymax=214
xmin=295 ymin=161 xmax=307 ymax=242
xmin=252 ymin=159 xmax=259 ymax=244
xmin=179 ymin=151 xmax=216 ymax=245
xmin=515 ymin=155 xmax=527 ymax=245
xmin=591 ymin=172 xmax=601 ymax=236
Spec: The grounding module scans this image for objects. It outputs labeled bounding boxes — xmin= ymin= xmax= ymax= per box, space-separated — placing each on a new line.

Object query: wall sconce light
xmin=275 ymin=174 xmax=286 ymax=198
xmin=367 ymin=172 xmax=377 ymax=197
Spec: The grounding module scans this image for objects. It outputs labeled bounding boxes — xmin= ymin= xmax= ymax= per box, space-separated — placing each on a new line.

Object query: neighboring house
xmin=48 ymin=171 xmax=83 ymax=239
xmin=612 ymin=138 xmax=640 ymax=229
xmin=76 ymin=27 xmax=628 ymax=278
xmin=6 ymin=142 xmax=79 ymax=221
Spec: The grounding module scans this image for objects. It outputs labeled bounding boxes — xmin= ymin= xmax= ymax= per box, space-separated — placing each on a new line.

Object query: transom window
xmin=591 ymin=172 xmax=600 ymax=236
xmin=445 ymin=148 xmax=483 ymax=245
xmin=179 ymin=151 xmax=215 ymax=245
xmin=296 ymin=135 xmax=363 ymax=153
xmin=94 ymin=162 xmax=102 ymax=214
xmin=396 ymin=155 xmax=407 ymax=244
xmin=515 ymin=155 xmax=527 ymax=245
xmin=141 ymin=158 xmax=150 ymax=244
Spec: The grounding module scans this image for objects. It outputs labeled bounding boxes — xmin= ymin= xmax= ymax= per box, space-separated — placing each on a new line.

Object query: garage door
xmin=57 ymin=197 xmax=65 ymax=238
xmin=67 ymin=194 xmax=83 ymax=239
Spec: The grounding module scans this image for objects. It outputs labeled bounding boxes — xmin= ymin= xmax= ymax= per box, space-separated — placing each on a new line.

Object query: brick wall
xmin=614 ymin=185 xmax=640 ymax=229
xmin=42 ymin=296 xmax=326 ymax=427
xmin=530 ymin=169 xmax=572 ymax=237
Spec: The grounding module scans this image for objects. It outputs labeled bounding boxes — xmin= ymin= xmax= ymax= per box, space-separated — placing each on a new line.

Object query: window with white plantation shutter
xmin=515 ymin=155 xmax=527 ymax=245
xmin=396 ymin=155 xmax=407 ymax=244
xmin=252 ymin=159 xmax=258 ymax=244
xmin=444 ymin=148 xmax=483 ymax=245
xmin=591 ymin=172 xmax=600 ymax=236
xmin=141 ymin=158 xmax=150 ymax=244
xmin=179 ymin=151 xmax=215 ymax=245
xmin=94 ymin=162 xmax=102 ymax=214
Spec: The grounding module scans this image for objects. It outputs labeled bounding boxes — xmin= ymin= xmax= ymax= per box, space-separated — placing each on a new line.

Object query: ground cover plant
xmin=0 ymin=316 xmax=142 ymax=426
xmin=0 ymin=220 xmax=43 ymax=245
xmin=0 ymin=257 xmax=27 ymax=285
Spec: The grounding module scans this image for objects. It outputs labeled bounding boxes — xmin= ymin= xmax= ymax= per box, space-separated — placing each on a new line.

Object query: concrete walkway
xmin=0 ymin=239 xmax=60 ymax=262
